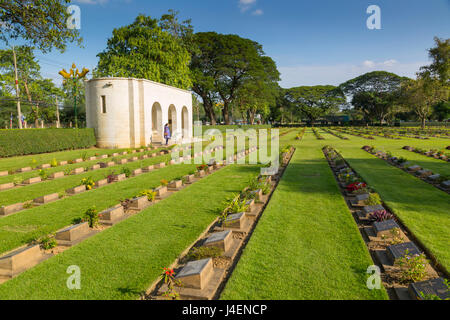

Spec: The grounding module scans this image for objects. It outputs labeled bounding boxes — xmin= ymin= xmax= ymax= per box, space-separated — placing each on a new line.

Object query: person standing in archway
xmin=164 ymin=123 xmax=171 ymax=145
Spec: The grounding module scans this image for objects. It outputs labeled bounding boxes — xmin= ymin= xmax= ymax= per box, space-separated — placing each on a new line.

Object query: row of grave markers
xmin=402 ymin=145 xmax=450 ymax=162
xmin=0 ymin=145 xmax=171 ymax=178
xmin=0 ymin=146 xmax=194 ymax=216
xmin=0 ymin=146 xmax=176 ymax=192
xmin=324 ymin=146 xmax=448 ymax=300
xmin=151 ymin=146 xmax=295 ymax=300
xmin=0 ymin=145 xmax=259 ymax=285
xmin=362 ymin=146 xmax=450 ymax=194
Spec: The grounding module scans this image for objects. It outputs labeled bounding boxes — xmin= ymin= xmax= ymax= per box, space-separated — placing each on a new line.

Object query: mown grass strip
xmin=221 ymin=132 xmax=388 ymax=300
xmin=0 ymin=164 xmax=261 ymax=300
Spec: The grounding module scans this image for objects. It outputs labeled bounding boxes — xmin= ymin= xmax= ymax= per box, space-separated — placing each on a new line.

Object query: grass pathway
xmin=221 ymin=131 xmax=388 ymax=300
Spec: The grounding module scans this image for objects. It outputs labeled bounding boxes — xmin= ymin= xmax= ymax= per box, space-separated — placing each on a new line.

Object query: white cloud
xmin=239 ymin=0 xmax=257 ymax=12
xmin=252 ymin=9 xmax=264 ymax=16
xmin=279 ymin=60 xmax=427 ymax=88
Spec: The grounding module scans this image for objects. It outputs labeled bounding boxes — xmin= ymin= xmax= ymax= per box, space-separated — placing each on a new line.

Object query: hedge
xmin=0 ymin=128 xmax=97 ymax=157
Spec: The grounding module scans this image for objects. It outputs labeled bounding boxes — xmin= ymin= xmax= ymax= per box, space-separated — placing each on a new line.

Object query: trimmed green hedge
xmin=0 ymin=128 xmax=96 ymax=157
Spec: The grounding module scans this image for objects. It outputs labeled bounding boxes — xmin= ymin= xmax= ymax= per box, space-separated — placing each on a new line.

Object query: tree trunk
xmin=249 ymin=110 xmax=255 ymax=125
xmin=202 ymin=99 xmax=217 ymax=125
xmin=421 ymin=116 xmax=426 ymax=129
xmin=222 ymin=102 xmax=230 ymax=125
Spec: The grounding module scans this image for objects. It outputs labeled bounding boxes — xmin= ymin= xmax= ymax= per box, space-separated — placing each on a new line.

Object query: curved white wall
xmin=85 ymin=77 xmax=193 ymax=148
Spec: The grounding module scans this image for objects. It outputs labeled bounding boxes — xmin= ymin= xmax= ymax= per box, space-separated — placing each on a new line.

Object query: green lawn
xmin=221 ymin=131 xmax=388 ymax=300
xmin=0 ymin=164 xmax=261 ymax=300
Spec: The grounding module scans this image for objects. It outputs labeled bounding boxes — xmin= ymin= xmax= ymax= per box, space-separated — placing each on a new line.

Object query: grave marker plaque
xmin=0 ymin=183 xmax=14 ymax=191
xmin=50 ymin=171 xmax=64 ymax=179
xmin=34 ymin=193 xmax=59 ymax=204
xmin=0 ymin=203 xmax=24 ymax=216
xmin=362 ymin=204 xmax=385 ymax=216
xmin=387 ymin=242 xmax=422 ymax=262
xmin=373 ymin=219 xmax=400 ymax=237
xmin=408 ymin=278 xmax=449 ymax=300
xmin=23 ymin=177 xmax=41 ymax=184
xmin=204 ymin=230 xmax=232 ymax=252
xmin=175 ymin=258 xmax=213 ymax=290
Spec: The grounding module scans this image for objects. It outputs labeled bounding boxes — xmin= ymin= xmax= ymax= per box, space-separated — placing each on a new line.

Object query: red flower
xmin=346 ymin=182 xmax=366 ymax=192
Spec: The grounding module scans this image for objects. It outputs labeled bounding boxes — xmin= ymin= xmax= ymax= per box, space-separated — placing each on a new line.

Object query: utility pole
xmin=12 ymin=46 xmax=22 ymax=129
xmin=55 ymin=96 xmax=60 ymax=128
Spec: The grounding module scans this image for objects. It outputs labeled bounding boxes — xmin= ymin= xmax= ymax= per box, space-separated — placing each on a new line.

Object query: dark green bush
xmin=0 ymin=128 xmax=96 ymax=157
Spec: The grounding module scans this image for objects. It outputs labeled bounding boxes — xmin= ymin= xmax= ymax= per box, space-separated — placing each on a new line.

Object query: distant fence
xmin=194 ymin=124 xmax=272 ymax=136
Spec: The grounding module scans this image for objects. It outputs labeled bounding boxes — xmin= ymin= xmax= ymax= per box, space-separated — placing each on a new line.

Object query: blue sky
xmin=4 ymin=0 xmax=450 ymax=88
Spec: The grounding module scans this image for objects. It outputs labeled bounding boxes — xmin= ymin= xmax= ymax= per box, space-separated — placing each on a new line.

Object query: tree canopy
xmin=0 ymin=0 xmax=81 ymax=53
xmin=190 ymin=32 xmax=278 ymax=124
xmin=285 ymin=85 xmax=345 ymax=124
xmin=95 ymin=14 xmax=192 ymax=90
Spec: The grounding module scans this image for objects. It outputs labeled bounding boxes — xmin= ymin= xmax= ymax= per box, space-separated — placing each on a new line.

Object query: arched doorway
xmin=151 ymin=102 xmax=163 ymax=143
xmin=181 ymin=106 xmax=189 ymax=139
xmin=168 ymin=104 xmax=177 ymax=138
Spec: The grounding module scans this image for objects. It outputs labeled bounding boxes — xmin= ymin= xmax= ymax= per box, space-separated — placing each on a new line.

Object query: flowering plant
xmin=197 ymin=164 xmax=208 ymax=171
xmin=81 ymin=177 xmax=95 ymax=190
xmin=396 ymin=250 xmax=428 ymax=283
xmin=346 ymin=182 xmax=366 ymax=192
xmin=161 ymin=267 xmax=181 ymax=300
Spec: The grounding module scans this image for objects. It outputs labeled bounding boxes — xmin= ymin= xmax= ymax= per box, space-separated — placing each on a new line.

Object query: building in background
xmin=85 ymin=77 xmax=193 ymax=148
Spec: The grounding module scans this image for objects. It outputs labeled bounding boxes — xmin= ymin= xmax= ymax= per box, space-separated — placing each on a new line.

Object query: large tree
xmin=190 ymin=32 xmax=277 ymax=124
xmin=0 ymin=0 xmax=81 ymax=53
xmin=351 ymin=91 xmax=401 ymax=125
xmin=339 ymin=71 xmax=407 ymax=124
xmin=419 ymin=37 xmax=449 ymax=84
xmin=286 ymin=85 xmax=345 ymax=125
xmin=400 ymin=77 xmax=448 ymax=128
xmin=0 ymin=45 xmax=63 ymax=126
xmin=95 ymin=14 xmax=192 ymax=90
xmin=233 ymin=56 xmax=280 ymax=124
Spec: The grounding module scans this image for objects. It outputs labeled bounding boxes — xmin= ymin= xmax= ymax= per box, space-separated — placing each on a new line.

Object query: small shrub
xmin=50 ymin=158 xmax=58 ymax=167
xmin=160 ymin=179 xmax=169 ymax=186
xmin=121 ymin=167 xmax=132 ymax=178
xmin=161 ymin=267 xmax=181 ymax=300
xmin=81 ymin=177 xmax=95 ymax=190
xmin=39 ymin=236 xmax=57 ymax=250
xmin=13 ymin=176 xmax=22 ymax=186
xmin=186 ymin=246 xmax=223 ymax=261
xmin=83 ymin=206 xmax=99 ymax=228
xmin=81 ymin=151 xmax=88 ymax=161
xmin=138 ymin=189 xmax=157 ymax=202
xmin=197 ymin=164 xmax=208 ymax=171
xmin=38 ymin=169 xmax=49 ymax=181
xmin=23 ymin=201 xmax=34 ymax=209
xmin=369 ymin=210 xmax=393 ymax=222
xmin=364 ymin=193 xmax=382 ymax=206
xmin=396 ymin=250 xmax=428 ymax=283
